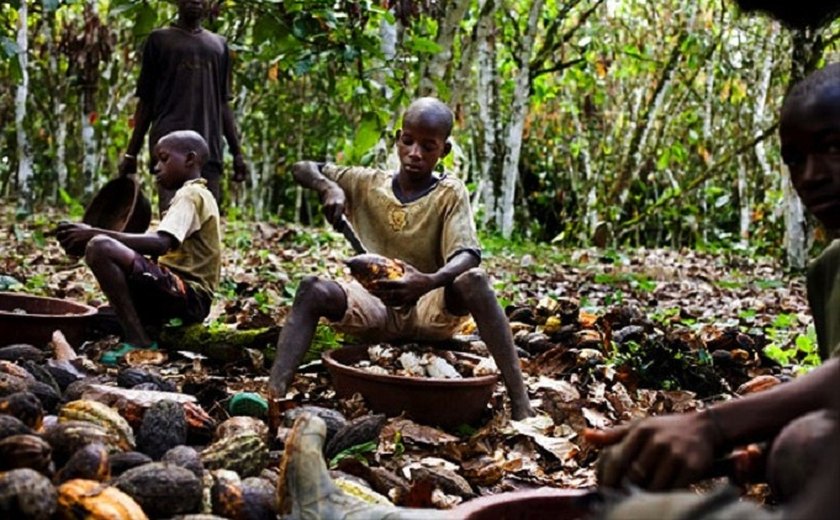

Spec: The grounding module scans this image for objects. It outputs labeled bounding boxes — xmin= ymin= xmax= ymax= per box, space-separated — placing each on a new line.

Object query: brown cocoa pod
xmin=0 ymin=372 xmax=29 ymax=398
xmin=109 ymin=451 xmax=153 ymax=478
xmin=56 ymin=443 xmax=110 ymax=484
xmin=0 ymin=345 xmax=45 ymax=363
xmin=324 ymin=413 xmax=386 ymax=460
xmin=138 ymin=400 xmax=186 ymax=460
xmin=59 ymin=400 xmax=135 ymax=452
xmin=63 ymin=376 xmax=112 ymax=403
xmin=0 ymin=468 xmax=58 ymax=519
xmin=43 ymin=420 xmax=122 ymax=467
xmin=283 ymin=406 xmax=347 ymax=445
xmin=0 ymin=434 xmax=53 ymax=474
xmin=210 ymin=470 xmax=243 ymax=519
xmin=0 ymin=360 xmax=36 ymax=383
xmin=117 ymin=368 xmax=176 ymax=392
xmin=27 ymin=381 xmax=62 ymax=413
xmin=0 ymin=391 xmax=44 ymax=429
xmin=736 ymin=375 xmax=782 ymax=395
xmin=161 ymin=445 xmax=204 ymax=479
xmin=57 ymin=478 xmax=147 ymax=520
xmin=201 ymin=433 xmax=268 ymax=478
xmin=0 ymin=414 xmax=33 ymax=441
xmin=114 ymin=462 xmax=202 ymax=518
xmin=344 ymin=254 xmax=404 ymax=290
xmin=183 ymin=402 xmax=217 ymax=442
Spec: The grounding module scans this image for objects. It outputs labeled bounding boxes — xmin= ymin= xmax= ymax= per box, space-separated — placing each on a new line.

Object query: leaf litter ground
xmin=0 ymin=210 xmax=815 ymax=508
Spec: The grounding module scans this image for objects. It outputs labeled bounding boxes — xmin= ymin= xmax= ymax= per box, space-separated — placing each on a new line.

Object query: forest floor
xmin=0 ymin=208 xmax=817 ymax=509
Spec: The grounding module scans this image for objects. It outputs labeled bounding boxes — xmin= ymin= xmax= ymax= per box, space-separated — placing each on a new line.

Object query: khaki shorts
xmin=331 ymin=280 xmax=469 ymax=342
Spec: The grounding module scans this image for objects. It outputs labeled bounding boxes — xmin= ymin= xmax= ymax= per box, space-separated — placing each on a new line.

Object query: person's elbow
xmin=291 ymin=161 xmax=317 ymax=184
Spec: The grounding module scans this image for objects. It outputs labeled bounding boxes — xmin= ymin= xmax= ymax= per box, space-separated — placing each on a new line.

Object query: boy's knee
xmin=84 ymin=235 xmax=116 ymax=265
xmin=295 ymin=276 xmax=341 ymax=307
xmin=453 ymin=268 xmax=491 ymax=297
xmin=767 ymin=410 xmax=837 ymax=501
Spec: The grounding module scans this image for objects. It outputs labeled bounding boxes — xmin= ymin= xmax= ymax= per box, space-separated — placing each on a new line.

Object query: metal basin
xmin=323 ymin=345 xmax=499 ymax=428
xmin=0 ymin=292 xmax=98 ymax=347
xmin=453 ymin=489 xmax=597 ymax=520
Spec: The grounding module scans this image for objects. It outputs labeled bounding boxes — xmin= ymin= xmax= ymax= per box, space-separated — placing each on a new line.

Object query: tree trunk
xmin=498 ymin=0 xmax=544 ymax=238
xmin=15 ymin=0 xmax=33 ymax=213
xmin=419 ymin=0 xmax=473 ymax=96
xmin=473 ymin=0 xmax=498 ymax=227
xmin=749 ymin=23 xmax=778 ymax=245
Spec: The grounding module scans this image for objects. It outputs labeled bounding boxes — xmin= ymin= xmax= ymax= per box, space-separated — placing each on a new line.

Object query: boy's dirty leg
xmin=448 ymin=268 xmax=534 ymax=419
xmin=269 ymin=277 xmax=347 ymax=397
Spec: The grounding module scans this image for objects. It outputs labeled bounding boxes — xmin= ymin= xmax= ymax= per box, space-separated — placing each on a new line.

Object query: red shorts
xmin=127 ymin=255 xmax=211 ymax=325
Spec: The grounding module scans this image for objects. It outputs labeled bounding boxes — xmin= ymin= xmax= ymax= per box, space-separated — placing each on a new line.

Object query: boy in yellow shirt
xmin=269 ymin=98 xmax=533 ymax=419
xmin=57 ymin=130 xmax=221 ymax=364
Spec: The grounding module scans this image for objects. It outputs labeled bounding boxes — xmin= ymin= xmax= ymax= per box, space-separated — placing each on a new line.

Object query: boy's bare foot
xmin=512 ymin=399 xmax=536 ymax=420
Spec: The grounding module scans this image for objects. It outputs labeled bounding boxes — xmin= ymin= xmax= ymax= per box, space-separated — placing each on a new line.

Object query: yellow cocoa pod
xmin=345 ymin=254 xmax=404 ymax=290
xmin=57 ymin=479 xmax=148 ymax=520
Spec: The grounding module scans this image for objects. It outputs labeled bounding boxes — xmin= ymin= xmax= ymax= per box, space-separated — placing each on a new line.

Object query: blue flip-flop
xmin=100 ymin=342 xmax=159 ymax=366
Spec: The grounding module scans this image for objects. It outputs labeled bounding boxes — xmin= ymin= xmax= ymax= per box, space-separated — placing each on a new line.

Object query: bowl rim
xmin=323 ymin=344 xmax=499 ymax=388
xmin=0 ymin=291 xmax=98 ymax=318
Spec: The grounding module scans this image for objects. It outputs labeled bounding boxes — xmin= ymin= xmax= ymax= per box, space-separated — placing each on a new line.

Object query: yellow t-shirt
xmin=322 ymin=165 xmax=481 ymax=273
xmin=157 ymin=179 xmax=221 ymax=296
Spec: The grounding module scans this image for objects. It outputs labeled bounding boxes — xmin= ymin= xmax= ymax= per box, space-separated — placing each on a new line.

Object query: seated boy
xmin=57 ymin=130 xmax=221 ymax=364
xmin=589 ymin=63 xmax=840 ymax=507
xmin=269 ymin=97 xmax=534 ymax=419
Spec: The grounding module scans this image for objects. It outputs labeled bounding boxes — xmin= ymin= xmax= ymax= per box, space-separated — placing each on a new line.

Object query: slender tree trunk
xmin=474 ymin=0 xmax=498 ymax=227
xmin=738 ymin=157 xmax=750 ymax=244
xmin=419 ymin=0 xmax=473 ymax=96
xmin=15 ymin=1 xmax=33 ymax=213
xmin=498 ymin=0 xmax=544 ymax=238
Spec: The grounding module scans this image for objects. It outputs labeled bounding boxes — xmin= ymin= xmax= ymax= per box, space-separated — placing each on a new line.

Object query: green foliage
xmin=328 ymin=440 xmax=377 ymax=468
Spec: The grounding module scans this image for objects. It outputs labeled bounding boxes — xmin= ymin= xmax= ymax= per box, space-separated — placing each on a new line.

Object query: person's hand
xmin=55 ymin=222 xmax=95 ymax=255
xmin=587 ymin=411 xmax=720 ymax=491
xmin=321 ymin=185 xmax=346 ymax=226
xmin=370 ymin=261 xmax=432 ymax=307
xmin=118 ymin=154 xmax=138 ymax=176
xmin=232 ymin=154 xmax=248 ymax=182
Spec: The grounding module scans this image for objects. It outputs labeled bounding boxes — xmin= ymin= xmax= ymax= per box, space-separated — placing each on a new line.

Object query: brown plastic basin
xmin=83 ymin=176 xmax=151 ymax=233
xmin=453 ymin=489 xmax=596 ymax=520
xmin=323 ymin=345 xmax=499 ymax=428
xmin=0 ymin=292 xmax=98 ymax=347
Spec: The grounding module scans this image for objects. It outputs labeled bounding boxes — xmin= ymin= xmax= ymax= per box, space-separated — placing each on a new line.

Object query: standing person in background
xmin=119 ymin=0 xmax=248 ymax=214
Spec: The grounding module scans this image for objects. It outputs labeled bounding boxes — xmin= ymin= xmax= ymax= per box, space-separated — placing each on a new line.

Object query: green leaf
xmin=134 ymin=3 xmax=157 ymax=37
xmin=328 ymin=440 xmax=377 ymax=468
xmin=407 ymin=36 xmax=442 ymax=54
xmin=253 ymin=13 xmax=284 ymax=47
xmin=351 ymin=112 xmax=381 ymax=161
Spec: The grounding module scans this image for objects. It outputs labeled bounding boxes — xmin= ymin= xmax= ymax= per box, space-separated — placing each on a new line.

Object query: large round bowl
xmin=83 ymin=176 xmax=151 ymax=233
xmin=0 ymin=292 xmax=98 ymax=347
xmin=453 ymin=489 xmax=598 ymax=520
xmin=323 ymin=345 xmax=499 ymax=428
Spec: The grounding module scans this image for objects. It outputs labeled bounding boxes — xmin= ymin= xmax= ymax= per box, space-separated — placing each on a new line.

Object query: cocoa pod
xmin=201 ymin=433 xmax=268 ymax=478
xmin=241 ymin=477 xmax=277 ymax=520
xmin=114 ymin=462 xmax=202 ymax=518
xmin=0 ymin=434 xmax=53 ymax=474
xmin=59 ymin=400 xmax=135 ymax=451
xmin=0 ymin=414 xmax=33 ymax=441
xmin=283 ymin=406 xmax=347 ymax=445
xmin=0 ymin=468 xmax=58 ymax=519
xmin=183 ymin=402 xmax=217 ymax=442
xmin=137 ymin=400 xmax=186 ymax=460
xmin=56 ymin=443 xmax=110 ymax=484
xmin=161 ymin=445 xmax=204 ymax=478
xmin=0 ymin=345 xmax=45 ymax=363
xmin=57 ymin=479 xmax=147 ymax=520
xmin=736 ymin=375 xmax=782 ymax=395
xmin=210 ymin=470 xmax=243 ymax=519
xmin=0 ymin=360 xmax=36 ymax=383
xmin=43 ymin=361 xmax=84 ymax=392
xmin=27 ymin=380 xmax=62 ymax=413
xmin=117 ymin=368 xmax=176 ymax=393
xmin=43 ymin=420 xmax=123 ymax=467
xmin=324 ymin=413 xmax=386 ymax=460
xmin=109 ymin=451 xmax=153 ymax=478
xmin=0 ymin=372 xmax=29 ymax=398
xmin=0 ymin=391 xmax=43 ymax=429
xmin=215 ymin=416 xmax=269 ymax=444
xmin=344 ymin=254 xmax=404 ymax=290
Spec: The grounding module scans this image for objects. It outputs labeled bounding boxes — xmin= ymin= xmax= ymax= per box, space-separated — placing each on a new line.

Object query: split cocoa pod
xmin=57 ymin=479 xmax=147 ymax=520
xmin=345 ymin=254 xmax=404 ymax=291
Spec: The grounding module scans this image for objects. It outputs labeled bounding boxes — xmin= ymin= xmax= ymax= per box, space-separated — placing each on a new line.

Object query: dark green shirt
xmin=807 ymin=240 xmax=840 ymax=360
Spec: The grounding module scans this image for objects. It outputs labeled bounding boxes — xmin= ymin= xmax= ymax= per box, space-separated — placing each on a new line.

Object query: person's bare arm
xmin=292 ymin=161 xmax=346 ymax=225
xmin=589 ymin=357 xmax=840 ymax=490
xmin=222 ymin=103 xmax=248 ymax=182
xmin=56 ymin=222 xmax=176 ymax=257
xmin=119 ymin=99 xmax=153 ymax=176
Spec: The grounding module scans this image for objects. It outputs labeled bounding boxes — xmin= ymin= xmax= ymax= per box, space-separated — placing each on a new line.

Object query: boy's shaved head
xmin=736 ymin=0 xmax=840 ymax=28
xmin=159 ymin=130 xmax=210 ymax=166
xmin=781 ymin=63 xmax=840 ymax=125
xmin=403 ymin=97 xmax=454 ymax=138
